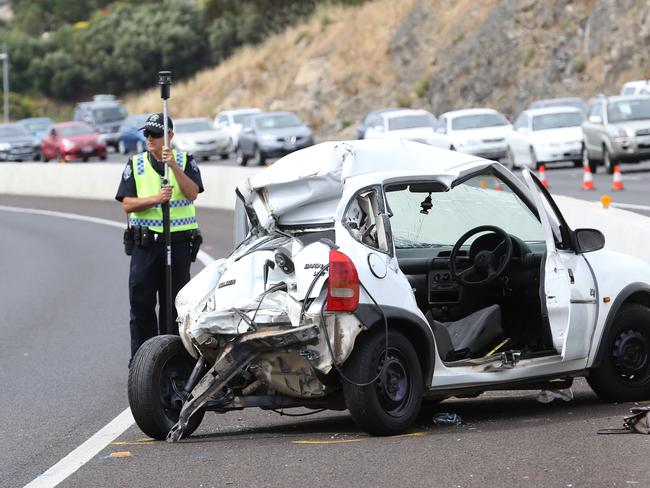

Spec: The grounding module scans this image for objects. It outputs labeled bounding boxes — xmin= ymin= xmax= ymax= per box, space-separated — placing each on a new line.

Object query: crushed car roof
xmin=237 ymin=139 xmax=490 ymax=229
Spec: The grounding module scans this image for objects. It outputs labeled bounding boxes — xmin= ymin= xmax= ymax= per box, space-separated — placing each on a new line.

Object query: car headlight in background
xmin=613 ymin=128 xmax=635 ymax=140
xmin=62 ymin=139 xmax=76 ymax=149
xmin=0 ymin=142 xmax=10 ymax=151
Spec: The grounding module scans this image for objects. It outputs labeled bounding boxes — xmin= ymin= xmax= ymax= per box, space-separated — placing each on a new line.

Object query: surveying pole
xmin=158 ymin=70 xmax=174 ymax=335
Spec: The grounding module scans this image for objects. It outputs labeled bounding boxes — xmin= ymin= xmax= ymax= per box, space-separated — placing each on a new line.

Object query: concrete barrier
xmin=1 ymin=163 xmax=649 ymax=263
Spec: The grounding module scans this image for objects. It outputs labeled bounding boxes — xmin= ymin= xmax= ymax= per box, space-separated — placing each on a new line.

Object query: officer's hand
xmin=158 ymin=186 xmax=173 ymax=203
xmin=162 ymin=146 xmax=173 ymax=167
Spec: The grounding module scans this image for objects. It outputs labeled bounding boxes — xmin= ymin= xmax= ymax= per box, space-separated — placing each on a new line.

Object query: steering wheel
xmin=449 ymin=225 xmax=513 ymax=287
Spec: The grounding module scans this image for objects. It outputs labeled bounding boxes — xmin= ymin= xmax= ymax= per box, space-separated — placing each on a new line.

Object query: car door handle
xmin=568 ymin=268 xmax=575 ymax=284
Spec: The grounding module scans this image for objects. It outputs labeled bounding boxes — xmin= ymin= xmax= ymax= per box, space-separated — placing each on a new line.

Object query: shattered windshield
xmin=385 ymin=175 xmax=544 ymax=248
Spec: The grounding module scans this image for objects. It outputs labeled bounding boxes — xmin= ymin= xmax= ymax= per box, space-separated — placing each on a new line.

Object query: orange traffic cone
xmin=612 ymin=165 xmax=624 ymax=191
xmin=582 ymin=164 xmax=595 ymax=191
xmin=538 ymin=165 xmax=549 ymax=189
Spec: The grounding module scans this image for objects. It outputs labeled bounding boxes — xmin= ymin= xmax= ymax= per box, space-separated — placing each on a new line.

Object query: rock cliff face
xmin=125 ymin=0 xmax=650 ymax=140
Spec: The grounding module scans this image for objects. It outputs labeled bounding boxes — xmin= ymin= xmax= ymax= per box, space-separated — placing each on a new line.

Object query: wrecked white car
xmin=128 ymin=139 xmax=650 ymax=442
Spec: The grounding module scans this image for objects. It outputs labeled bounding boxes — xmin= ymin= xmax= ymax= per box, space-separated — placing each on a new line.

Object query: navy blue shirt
xmin=115 ymin=151 xmax=204 ymax=202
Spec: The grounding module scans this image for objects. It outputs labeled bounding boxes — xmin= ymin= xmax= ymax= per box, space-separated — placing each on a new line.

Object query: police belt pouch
xmin=189 ymin=229 xmax=202 ymax=262
xmin=123 ymin=226 xmax=135 ymax=256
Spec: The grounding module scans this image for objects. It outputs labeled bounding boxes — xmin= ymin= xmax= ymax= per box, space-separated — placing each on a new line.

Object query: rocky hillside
xmin=124 ymin=0 xmax=650 ymax=140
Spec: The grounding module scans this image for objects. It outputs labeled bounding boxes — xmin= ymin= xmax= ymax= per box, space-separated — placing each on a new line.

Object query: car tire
xmin=342 ymin=328 xmax=423 ymax=436
xmin=587 ymin=304 xmax=650 ymax=402
xmin=572 ymin=159 xmax=583 ymax=168
xmin=202 ymin=155 xmax=210 ymax=162
xmin=220 ymin=152 xmax=229 ymax=160
xmin=603 ymin=146 xmax=614 ymax=174
xmin=99 ymin=153 xmax=107 ymax=161
xmin=252 ymin=146 xmax=266 ymax=166
xmin=235 ymin=146 xmax=248 ymax=166
xmin=118 ymin=140 xmax=127 ymax=155
xmin=128 ymin=335 xmax=205 ymax=440
xmin=582 ymin=144 xmax=598 ymax=174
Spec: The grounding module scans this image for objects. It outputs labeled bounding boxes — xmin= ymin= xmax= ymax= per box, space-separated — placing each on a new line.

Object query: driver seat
xmin=425 ymin=305 xmax=503 ymax=361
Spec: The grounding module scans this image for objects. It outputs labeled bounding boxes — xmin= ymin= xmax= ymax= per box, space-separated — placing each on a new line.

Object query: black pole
xmin=159 ymin=70 xmax=174 ymax=335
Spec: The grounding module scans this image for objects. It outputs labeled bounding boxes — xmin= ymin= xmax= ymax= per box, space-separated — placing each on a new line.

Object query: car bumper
xmin=535 ymin=142 xmax=582 ymax=163
xmin=99 ymin=133 xmax=120 ymax=145
xmin=61 ymin=146 xmax=107 ymax=160
xmin=610 ymin=136 xmax=650 ymax=162
xmin=0 ymin=149 xmax=40 ymax=161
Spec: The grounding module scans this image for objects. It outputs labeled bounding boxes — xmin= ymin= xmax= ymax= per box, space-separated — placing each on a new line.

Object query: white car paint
xmin=214 ymin=108 xmax=262 ymax=149
xmin=363 ymin=109 xmax=450 ymax=149
xmin=507 ymin=107 xmax=584 ymax=169
xmin=438 ymin=108 xmax=513 ymax=160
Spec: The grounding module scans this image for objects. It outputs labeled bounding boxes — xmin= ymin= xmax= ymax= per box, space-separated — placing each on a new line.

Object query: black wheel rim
xmin=612 ymin=329 xmax=650 ymax=383
xmin=159 ymin=356 xmax=190 ymax=421
xmin=375 ymin=349 xmax=412 ymax=417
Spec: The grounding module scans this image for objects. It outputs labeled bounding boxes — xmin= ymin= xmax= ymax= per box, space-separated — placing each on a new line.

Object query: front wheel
xmin=235 ymin=146 xmax=248 ymax=166
xmin=588 ymin=304 xmax=650 ymax=402
xmin=603 ymin=146 xmax=614 ymax=174
xmin=342 ymin=329 xmax=423 ymax=435
xmin=128 ymin=335 xmax=205 ymax=440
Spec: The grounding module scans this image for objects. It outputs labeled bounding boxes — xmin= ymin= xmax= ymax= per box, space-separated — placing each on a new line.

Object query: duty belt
xmin=151 ymin=230 xmax=194 ymax=243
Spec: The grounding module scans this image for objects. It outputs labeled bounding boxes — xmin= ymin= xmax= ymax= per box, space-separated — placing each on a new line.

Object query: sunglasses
xmin=143 ymin=130 xmax=164 ymax=139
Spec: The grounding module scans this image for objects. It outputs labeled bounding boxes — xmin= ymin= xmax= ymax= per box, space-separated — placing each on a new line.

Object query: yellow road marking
xmin=390 ymin=431 xmax=427 ymax=438
xmin=109 ymin=451 xmax=132 ymax=457
xmin=293 ymin=439 xmax=363 ymax=445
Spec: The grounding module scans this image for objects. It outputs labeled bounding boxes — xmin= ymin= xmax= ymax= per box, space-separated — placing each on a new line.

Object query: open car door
xmin=521 ymin=169 xmax=598 ymax=361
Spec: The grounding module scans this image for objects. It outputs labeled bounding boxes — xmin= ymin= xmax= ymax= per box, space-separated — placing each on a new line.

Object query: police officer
xmin=115 ymin=112 xmax=204 ymax=366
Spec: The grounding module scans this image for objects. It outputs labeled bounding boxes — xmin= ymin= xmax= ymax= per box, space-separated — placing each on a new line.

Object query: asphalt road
xmin=1 ymin=194 xmax=650 ymax=488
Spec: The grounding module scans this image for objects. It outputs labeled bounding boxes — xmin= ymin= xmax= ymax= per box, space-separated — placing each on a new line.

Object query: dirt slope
xmin=124 ymin=0 xmax=650 ymax=140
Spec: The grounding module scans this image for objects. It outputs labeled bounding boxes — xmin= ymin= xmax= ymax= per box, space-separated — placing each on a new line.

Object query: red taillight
xmin=327 ymin=250 xmax=359 ymax=312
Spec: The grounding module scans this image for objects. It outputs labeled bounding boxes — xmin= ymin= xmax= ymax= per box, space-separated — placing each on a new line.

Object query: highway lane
xmin=2 ymin=196 xmax=650 ymax=487
xmin=0 ymin=209 xmax=131 ymax=488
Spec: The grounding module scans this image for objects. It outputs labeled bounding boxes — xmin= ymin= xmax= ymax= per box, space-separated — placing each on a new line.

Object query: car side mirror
xmin=588 ymin=115 xmax=602 ymax=124
xmin=574 ymin=228 xmax=605 ymax=252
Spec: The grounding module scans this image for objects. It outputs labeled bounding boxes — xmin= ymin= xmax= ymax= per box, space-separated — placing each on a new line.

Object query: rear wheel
xmin=588 ymin=304 xmax=650 ymax=402
xmin=128 ymin=335 xmax=205 ymax=440
xmin=603 ymin=146 xmax=614 ymax=174
xmin=342 ymin=329 xmax=423 ymax=435
xmin=582 ymin=144 xmax=598 ymax=174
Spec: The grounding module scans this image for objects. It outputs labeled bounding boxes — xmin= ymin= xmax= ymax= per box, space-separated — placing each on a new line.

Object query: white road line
xmin=0 ymin=205 xmax=216 ymax=487
xmin=23 ymin=408 xmax=135 ymax=488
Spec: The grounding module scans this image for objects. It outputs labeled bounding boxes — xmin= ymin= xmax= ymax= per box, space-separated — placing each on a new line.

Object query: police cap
xmin=140 ymin=112 xmax=174 ymax=135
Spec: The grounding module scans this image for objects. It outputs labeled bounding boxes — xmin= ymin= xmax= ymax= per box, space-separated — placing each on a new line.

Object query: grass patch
xmin=523 ymin=47 xmax=536 ymax=67
xmin=396 ymin=93 xmax=412 ymax=108
xmin=415 ymin=75 xmax=431 ymax=98
xmin=573 ymin=58 xmax=586 ymax=73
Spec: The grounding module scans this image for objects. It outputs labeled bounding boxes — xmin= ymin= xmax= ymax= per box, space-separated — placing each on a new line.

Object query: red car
xmin=41 ymin=121 xmax=107 ymax=162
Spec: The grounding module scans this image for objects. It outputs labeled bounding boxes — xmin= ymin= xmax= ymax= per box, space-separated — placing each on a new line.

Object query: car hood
xmin=64 ymin=134 xmax=101 ymax=145
xmin=257 ymin=126 xmax=311 ymax=138
xmin=528 ymin=126 xmax=583 ymax=143
xmin=236 ymin=140 xmax=488 ymax=232
xmin=608 ymin=119 xmax=650 ymax=132
xmin=176 ymin=130 xmax=229 ymax=144
xmin=0 ymin=136 xmax=35 ymax=145
xmin=449 ymin=125 xmax=513 ymax=143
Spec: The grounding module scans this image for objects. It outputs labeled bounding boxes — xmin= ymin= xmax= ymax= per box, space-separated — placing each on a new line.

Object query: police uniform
xmin=115 ymin=113 xmax=204 ymax=363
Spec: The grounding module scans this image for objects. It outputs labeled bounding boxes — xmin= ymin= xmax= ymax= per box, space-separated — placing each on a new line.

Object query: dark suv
xmin=73 ymin=99 xmax=128 ymax=151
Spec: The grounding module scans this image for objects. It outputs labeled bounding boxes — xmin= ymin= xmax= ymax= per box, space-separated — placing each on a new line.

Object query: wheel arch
xmin=590 ymin=283 xmax=650 ymax=369
xmin=353 ymin=304 xmax=435 ymax=385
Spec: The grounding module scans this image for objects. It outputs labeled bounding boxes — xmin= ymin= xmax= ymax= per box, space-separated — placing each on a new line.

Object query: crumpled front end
xmin=175 ymin=233 xmax=364 ymax=400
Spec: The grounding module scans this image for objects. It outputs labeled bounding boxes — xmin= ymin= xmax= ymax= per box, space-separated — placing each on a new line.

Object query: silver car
xmin=172 ymin=118 xmax=231 ymax=161
xmin=582 ymin=95 xmax=650 ymax=173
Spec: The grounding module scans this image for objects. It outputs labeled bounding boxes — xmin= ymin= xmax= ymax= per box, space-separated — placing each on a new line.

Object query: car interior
xmin=343 ymin=171 xmax=557 ymax=365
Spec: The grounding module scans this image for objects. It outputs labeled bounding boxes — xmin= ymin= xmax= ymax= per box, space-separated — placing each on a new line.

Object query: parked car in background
xmin=173 ymin=117 xmax=231 ymax=161
xmin=17 ymin=116 xmax=54 ymax=144
xmin=236 ymin=111 xmax=313 ymax=165
xmin=356 ymin=108 xmax=400 ymax=139
xmin=214 ymin=108 xmax=261 ymax=151
xmin=41 ymin=121 xmax=107 ymax=162
xmin=505 ymin=107 xmax=585 ymax=169
xmin=118 ymin=114 xmax=148 ymax=154
xmin=363 ymin=109 xmax=450 ymax=148
xmin=620 ymin=80 xmax=650 ymax=96
xmin=527 ymin=97 xmax=588 ymax=116
xmin=128 ymin=139 xmax=650 ymax=441
xmin=437 ymin=108 xmax=513 ymax=160
xmin=582 ymin=95 xmax=650 ymax=173
xmin=73 ymin=99 xmax=128 ymax=151
xmin=0 ymin=123 xmax=40 ymax=161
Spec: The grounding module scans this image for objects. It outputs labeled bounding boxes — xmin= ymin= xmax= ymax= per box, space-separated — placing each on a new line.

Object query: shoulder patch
xmin=122 ymin=163 xmax=133 ymax=180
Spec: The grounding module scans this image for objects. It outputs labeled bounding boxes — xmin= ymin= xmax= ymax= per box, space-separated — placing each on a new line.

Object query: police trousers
xmin=128 ymin=236 xmax=192 ymax=360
